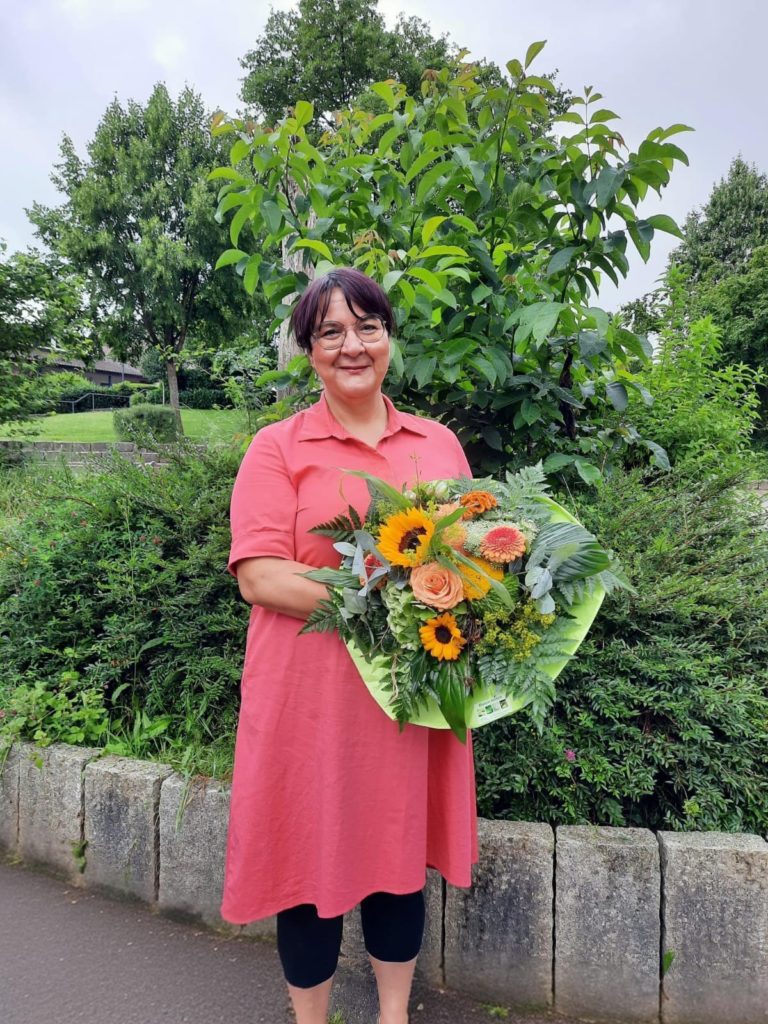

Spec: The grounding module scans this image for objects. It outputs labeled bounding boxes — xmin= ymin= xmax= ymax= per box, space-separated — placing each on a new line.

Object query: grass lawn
xmin=0 ymin=408 xmax=255 ymax=444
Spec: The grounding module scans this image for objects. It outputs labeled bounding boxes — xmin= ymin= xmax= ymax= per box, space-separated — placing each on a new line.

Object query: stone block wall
xmin=1 ymin=741 xmax=767 ymax=1024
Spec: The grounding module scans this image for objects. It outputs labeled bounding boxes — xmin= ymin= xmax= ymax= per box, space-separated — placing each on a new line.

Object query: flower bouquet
xmin=300 ymin=463 xmax=633 ymax=744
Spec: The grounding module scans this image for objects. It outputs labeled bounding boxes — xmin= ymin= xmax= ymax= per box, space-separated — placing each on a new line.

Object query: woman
xmin=222 ymin=267 xmax=479 ymax=1024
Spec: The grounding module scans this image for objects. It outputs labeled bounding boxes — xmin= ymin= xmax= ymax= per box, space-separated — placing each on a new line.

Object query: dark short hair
xmin=289 ymin=267 xmax=394 ymax=353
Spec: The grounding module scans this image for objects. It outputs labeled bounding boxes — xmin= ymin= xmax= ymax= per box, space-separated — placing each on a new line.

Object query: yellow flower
xmin=419 ymin=612 xmax=467 ymax=661
xmin=459 ymin=554 xmax=504 ymax=601
xmin=377 ymin=507 xmax=435 ymax=567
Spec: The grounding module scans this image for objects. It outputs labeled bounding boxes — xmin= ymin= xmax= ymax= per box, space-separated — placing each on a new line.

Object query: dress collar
xmin=297 ymin=392 xmax=428 ymax=442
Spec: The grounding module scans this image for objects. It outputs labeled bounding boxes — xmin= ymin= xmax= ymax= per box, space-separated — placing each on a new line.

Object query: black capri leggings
xmin=276 ymin=888 xmax=426 ymax=988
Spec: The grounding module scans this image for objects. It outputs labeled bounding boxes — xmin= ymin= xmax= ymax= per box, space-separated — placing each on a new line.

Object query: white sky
xmin=1 ymin=0 xmax=766 ymax=310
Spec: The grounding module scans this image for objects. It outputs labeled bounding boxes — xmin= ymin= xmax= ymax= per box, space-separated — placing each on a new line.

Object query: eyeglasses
xmin=311 ymin=316 xmax=387 ymax=351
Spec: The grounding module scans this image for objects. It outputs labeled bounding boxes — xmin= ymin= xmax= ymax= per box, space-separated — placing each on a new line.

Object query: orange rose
xmin=410 ymin=561 xmax=464 ymax=610
xmin=459 ymin=490 xmax=498 ymax=519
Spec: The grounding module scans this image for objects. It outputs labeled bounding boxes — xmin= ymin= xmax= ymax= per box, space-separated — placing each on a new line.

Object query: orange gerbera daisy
xmin=459 ymin=553 xmax=504 ymax=600
xmin=419 ymin=612 xmax=466 ymax=661
xmin=459 ymin=490 xmax=498 ymax=519
xmin=376 ymin=507 xmax=435 ymax=567
xmin=480 ymin=525 xmax=527 ymax=563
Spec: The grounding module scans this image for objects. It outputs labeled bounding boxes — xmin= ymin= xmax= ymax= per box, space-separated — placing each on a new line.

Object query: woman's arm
xmin=234 ymin=556 xmax=329 ymax=621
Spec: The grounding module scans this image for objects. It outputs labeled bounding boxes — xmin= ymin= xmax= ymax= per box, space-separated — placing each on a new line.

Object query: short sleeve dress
xmin=220 ymin=392 xmax=479 ymax=923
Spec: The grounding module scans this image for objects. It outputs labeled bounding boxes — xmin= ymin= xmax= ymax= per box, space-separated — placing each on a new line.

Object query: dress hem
xmin=220 ymin=861 xmax=477 ymax=924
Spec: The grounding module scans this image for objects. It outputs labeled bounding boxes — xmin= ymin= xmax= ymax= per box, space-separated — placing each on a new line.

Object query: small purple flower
xmin=565 ymin=748 xmax=576 ymax=762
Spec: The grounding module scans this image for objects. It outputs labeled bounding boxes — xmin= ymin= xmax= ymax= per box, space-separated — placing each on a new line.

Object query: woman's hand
xmin=234 ymin=556 xmax=329 ymax=621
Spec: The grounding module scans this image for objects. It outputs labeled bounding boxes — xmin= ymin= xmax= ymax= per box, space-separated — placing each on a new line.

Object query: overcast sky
xmin=1 ymin=0 xmax=766 ymax=310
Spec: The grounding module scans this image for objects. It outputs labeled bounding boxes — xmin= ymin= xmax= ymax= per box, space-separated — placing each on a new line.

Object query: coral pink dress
xmin=220 ymin=392 xmax=479 ymax=922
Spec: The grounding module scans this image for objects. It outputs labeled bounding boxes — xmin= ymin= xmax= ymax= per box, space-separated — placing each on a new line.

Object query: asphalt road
xmin=0 ymin=860 xmax=582 ymax=1024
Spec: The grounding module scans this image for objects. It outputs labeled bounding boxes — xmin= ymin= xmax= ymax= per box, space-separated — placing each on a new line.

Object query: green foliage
xmin=0 ymin=448 xmax=248 ymax=774
xmin=28 ymin=84 xmax=262 ymax=424
xmin=0 ymin=671 xmax=110 ymax=750
xmin=129 ymin=387 xmax=163 ymax=407
xmin=113 ymin=403 xmax=179 ymax=444
xmin=211 ymin=49 xmax=689 ymax=480
xmin=687 ymin=245 xmax=768 ymax=432
xmin=620 ymin=266 xmax=765 ymax=473
xmin=0 ymin=242 xmax=92 ymax=427
xmin=671 ymin=156 xmax=768 ymax=285
xmin=239 ymin=0 xmax=457 ymax=131
xmin=472 ymin=461 xmax=768 ymax=833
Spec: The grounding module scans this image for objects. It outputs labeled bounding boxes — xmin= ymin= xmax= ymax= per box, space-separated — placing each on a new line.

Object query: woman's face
xmin=308 ymin=288 xmax=391 ymax=404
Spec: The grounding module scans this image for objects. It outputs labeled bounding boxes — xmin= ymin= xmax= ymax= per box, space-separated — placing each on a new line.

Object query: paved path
xmin=0 ymin=860 xmax=582 ymax=1024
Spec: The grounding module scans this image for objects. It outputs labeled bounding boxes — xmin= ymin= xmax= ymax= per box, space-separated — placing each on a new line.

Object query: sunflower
xmin=459 ymin=490 xmax=498 ymax=519
xmin=377 ymin=507 xmax=435 ymax=567
xmin=459 ymin=553 xmax=504 ymax=600
xmin=419 ymin=612 xmax=467 ymax=661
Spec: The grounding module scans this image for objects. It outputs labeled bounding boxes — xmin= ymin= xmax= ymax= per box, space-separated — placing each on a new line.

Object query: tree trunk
xmin=277 ymin=178 xmax=317 ymax=372
xmin=165 ymin=358 xmax=183 ymax=436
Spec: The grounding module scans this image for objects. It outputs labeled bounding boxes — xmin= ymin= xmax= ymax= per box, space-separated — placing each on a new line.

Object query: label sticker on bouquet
xmin=474 ymin=694 xmax=514 ymax=723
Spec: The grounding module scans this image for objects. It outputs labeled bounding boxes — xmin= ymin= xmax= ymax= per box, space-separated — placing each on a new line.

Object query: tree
xmin=28 ymin=84 xmax=262 ymax=433
xmin=690 ymin=245 xmax=768 ymax=427
xmin=0 ymin=241 xmax=90 ymax=427
xmin=239 ymin=0 xmax=455 ymax=130
xmin=210 ymin=46 xmax=689 ymax=482
xmin=671 ymin=156 xmax=768 ymax=286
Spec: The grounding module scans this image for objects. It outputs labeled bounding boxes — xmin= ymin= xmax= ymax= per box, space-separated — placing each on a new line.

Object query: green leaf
xmin=589 ymin=109 xmax=620 ymax=123
xmin=411 ymin=355 xmax=437 ymax=388
xmin=404 ymin=150 xmax=441 ymax=186
xmin=543 ymin=454 xmax=574 ymax=473
xmin=421 ymin=216 xmax=448 ymax=245
xmin=345 ymin=471 xmax=411 ymax=510
xmin=574 ymin=459 xmax=602 ymax=485
xmin=432 ymin=659 xmax=468 ymax=745
xmin=376 ymin=125 xmax=402 ymax=157
xmin=261 ymin=200 xmax=283 ymax=236
xmin=388 ymin=337 xmax=404 ymax=375
xmin=370 ymin=81 xmax=397 ymax=110
xmin=547 ymin=246 xmax=577 ymax=276
xmin=207 ymin=167 xmax=249 ymax=184
xmin=291 ymin=238 xmax=334 ymax=262
xmin=595 ymin=165 xmax=625 ymax=208
xmin=524 ymin=40 xmax=547 ymax=68
xmin=642 ymin=439 xmax=671 ymax=471
xmin=229 ymin=139 xmax=250 ymax=165
xmin=606 ymin=381 xmax=629 ymax=412
xmin=214 ymin=248 xmax=248 ymax=270
xmin=514 ymin=301 xmax=566 ymax=344
xmin=415 ymin=160 xmax=453 ymax=204
xmin=407 ymin=266 xmax=442 ymax=294
xmin=229 ymin=204 xmax=252 ymax=247
xmin=382 ymin=270 xmax=403 ymax=293
xmin=243 ymin=255 xmax=261 ymax=295
xmin=419 ymin=244 xmax=469 ymax=259
xmin=645 ymin=214 xmax=683 ymax=239
xmin=506 ymin=58 xmax=523 ymax=79
xmin=294 ymin=100 xmax=314 ymax=128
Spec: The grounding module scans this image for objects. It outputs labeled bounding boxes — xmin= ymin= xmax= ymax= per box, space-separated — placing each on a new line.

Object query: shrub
xmin=618 ymin=268 xmax=766 ymax=478
xmin=0 ymin=445 xmax=248 ymax=772
xmin=472 ymin=459 xmax=768 ymax=833
xmin=1 ymin=444 xmax=765 ymax=827
xmin=113 ymin=403 xmax=179 ymax=444
xmin=129 ymin=388 xmax=162 ymax=407
xmin=178 ymin=386 xmax=231 ymax=409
